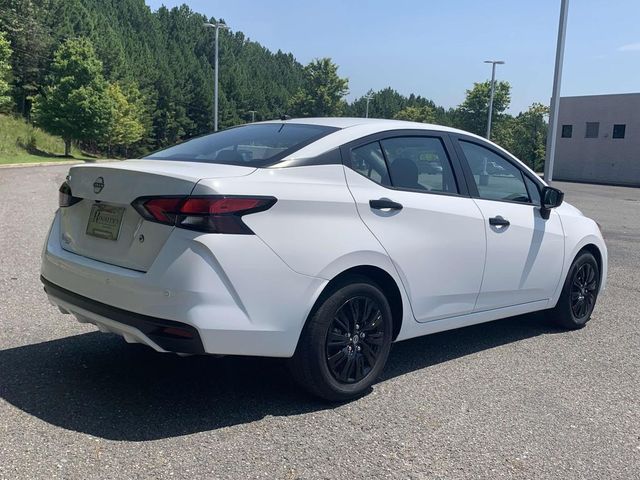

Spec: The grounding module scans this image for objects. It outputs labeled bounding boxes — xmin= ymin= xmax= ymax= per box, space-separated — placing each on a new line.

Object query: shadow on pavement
xmin=0 ymin=311 xmax=559 ymax=441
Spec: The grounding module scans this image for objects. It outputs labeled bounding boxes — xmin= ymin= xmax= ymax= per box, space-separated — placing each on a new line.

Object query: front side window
xmin=350 ymin=141 xmax=391 ymax=186
xmin=380 ymin=137 xmax=458 ymax=193
xmin=145 ymin=123 xmax=338 ymax=167
xmin=524 ymin=175 xmax=541 ymax=205
xmin=459 ymin=141 xmax=530 ymax=204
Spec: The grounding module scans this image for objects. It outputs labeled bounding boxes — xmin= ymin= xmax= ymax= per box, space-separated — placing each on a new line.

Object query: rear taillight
xmin=59 ymin=181 xmax=82 ymax=207
xmin=131 ymin=195 xmax=276 ymax=234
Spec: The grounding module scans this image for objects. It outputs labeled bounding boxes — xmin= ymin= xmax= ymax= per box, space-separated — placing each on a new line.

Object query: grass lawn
xmin=0 ymin=151 xmax=97 ymax=165
xmin=0 ymin=114 xmax=101 ymax=165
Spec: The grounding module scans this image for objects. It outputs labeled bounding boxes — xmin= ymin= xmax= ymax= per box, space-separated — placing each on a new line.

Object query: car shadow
xmin=0 ymin=311 xmax=560 ymax=441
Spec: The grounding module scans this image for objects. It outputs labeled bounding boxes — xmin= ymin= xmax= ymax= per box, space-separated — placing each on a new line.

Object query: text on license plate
xmin=86 ymin=204 xmax=125 ymax=241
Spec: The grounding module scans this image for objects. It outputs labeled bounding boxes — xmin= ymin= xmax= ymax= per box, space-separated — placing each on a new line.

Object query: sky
xmin=145 ymin=0 xmax=640 ymax=114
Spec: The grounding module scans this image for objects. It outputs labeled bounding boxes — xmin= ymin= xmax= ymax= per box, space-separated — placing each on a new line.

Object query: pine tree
xmin=0 ymin=0 xmax=52 ymax=116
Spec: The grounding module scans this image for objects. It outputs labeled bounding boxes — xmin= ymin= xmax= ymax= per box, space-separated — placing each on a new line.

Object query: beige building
xmin=553 ymin=93 xmax=640 ymax=186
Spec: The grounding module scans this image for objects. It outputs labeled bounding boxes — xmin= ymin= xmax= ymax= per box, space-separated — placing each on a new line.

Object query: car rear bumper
xmin=42 ymin=276 xmax=206 ymax=354
xmin=41 ymin=211 xmax=327 ymax=357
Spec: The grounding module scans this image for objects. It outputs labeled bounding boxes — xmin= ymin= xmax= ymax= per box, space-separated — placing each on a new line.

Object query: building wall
xmin=554 ymin=93 xmax=640 ymax=186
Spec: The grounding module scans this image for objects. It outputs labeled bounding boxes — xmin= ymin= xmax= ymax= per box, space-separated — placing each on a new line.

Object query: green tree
xmin=509 ymin=103 xmax=549 ymax=171
xmin=102 ymin=82 xmax=145 ymax=156
xmin=347 ymin=87 xmax=451 ymax=124
xmin=289 ymin=58 xmax=348 ymax=117
xmin=32 ymin=37 xmax=112 ymax=156
xmin=0 ymin=0 xmax=52 ymax=116
xmin=393 ymin=104 xmax=437 ymax=123
xmin=347 ymin=87 xmax=407 ymax=118
xmin=0 ymin=31 xmax=12 ymax=110
xmin=455 ymin=80 xmax=511 ymax=136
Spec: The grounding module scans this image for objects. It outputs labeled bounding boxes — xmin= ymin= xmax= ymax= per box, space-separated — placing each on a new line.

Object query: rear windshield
xmin=144 ymin=123 xmax=339 ymax=167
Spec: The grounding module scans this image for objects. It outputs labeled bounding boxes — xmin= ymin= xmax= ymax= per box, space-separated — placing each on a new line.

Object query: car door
xmin=342 ymin=131 xmax=486 ymax=323
xmin=453 ymin=136 xmax=565 ymax=310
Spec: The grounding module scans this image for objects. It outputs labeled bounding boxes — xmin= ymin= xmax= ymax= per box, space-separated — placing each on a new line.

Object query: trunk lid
xmin=60 ymin=160 xmax=255 ymax=271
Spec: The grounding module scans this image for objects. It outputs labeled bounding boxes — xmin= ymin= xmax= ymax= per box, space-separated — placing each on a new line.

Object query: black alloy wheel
xmin=570 ymin=262 xmax=598 ymax=319
xmin=289 ymin=276 xmax=393 ymax=401
xmin=551 ymin=250 xmax=600 ymax=329
xmin=325 ymin=296 xmax=386 ymax=384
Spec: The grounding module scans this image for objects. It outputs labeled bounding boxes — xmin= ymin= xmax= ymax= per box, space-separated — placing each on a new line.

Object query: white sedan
xmin=41 ymin=118 xmax=607 ymax=401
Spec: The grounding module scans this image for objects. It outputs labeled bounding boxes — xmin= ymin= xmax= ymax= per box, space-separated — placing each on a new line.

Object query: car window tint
xmin=524 ymin=175 xmax=541 ymax=205
xmin=459 ymin=141 xmax=530 ymax=203
xmin=350 ymin=141 xmax=391 ymax=186
xmin=380 ymin=137 xmax=458 ymax=194
xmin=145 ymin=123 xmax=338 ymax=167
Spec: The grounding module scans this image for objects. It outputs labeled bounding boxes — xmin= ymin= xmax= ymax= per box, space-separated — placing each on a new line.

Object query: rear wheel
xmin=289 ymin=277 xmax=393 ymax=401
xmin=550 ymin=251 xmax=600 ymax=329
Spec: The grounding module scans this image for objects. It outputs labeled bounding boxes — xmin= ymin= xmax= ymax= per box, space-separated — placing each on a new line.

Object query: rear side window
xmin=350 ymin=142 xmax=391 ymax=186
xmin=381 ymin=137 xmax=458 ymax=194
xmin=459 ymin=140 xmax=531 ymax=204
xmin=145 ymin=123 xmax=338 ymax=167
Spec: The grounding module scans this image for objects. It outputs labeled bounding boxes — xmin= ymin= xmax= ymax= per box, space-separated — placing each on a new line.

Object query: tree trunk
xmin=64 ymin=139 xmax=71 ymax=157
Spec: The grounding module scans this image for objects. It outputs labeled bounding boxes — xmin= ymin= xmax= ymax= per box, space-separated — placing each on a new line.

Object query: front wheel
xmin=289 ymin=277 xmax=393 ymax=402
xmin=550 ymin=251 xmax=600 ymax=329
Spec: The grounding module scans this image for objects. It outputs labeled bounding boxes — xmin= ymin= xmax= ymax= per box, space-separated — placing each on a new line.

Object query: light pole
xmin=204 ymin=21 xmax=229 ymax=132
xmin=544 ymin=0 xmax=569 ymax=182
xmin=484 ymin=60 xmax=505 ymax=140
xmin=364 ymin=92 xmax=373 ymax=118
xmin=247 ymin=110 xmax=257 ymax=122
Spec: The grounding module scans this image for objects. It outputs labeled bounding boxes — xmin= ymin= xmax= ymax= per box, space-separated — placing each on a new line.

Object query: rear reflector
xmin=159 ymin=327 xmax=194 ymax=339
xmin=131 ymin=195 xmax=276 ymax=234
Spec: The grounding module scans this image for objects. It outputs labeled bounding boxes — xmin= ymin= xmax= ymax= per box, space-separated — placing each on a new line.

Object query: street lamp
xmin=204 ymin=21 xmax=229 ymax=132
xmin=364 ymin=92 xmax=374 ymax=118
xmin=544 ymin=0 xmax=569 ymax=182
xmin=484 ymin=60 xmax=505 ymax=140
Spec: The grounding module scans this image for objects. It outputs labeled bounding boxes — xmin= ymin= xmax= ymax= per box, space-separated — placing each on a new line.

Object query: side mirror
xmin=540 ymin=186 xmax=564 ymax=219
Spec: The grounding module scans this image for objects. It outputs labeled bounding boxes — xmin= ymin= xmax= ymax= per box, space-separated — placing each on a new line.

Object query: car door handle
xmin=489 ymin=216 xmax=510 ymax=226
xmin=369 ymin=199 xmax=403 ymax=210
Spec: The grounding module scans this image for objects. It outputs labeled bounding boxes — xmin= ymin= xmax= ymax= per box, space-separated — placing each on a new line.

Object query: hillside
xmin=0 ymin=1 xmax=548 ymax=167
xmin=0 ymin=114 xmax=88 ymax=164
xmin=0 ymin=0 xmax=305 ymax=154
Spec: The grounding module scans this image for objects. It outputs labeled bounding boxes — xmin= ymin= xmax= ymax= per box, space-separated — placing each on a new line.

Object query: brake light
xmin=143 ymin=198 xmax=183 ymax=223
xmin=131 ymin=195 xmax=276 ymax=234
xmin=59 ymin=181 xmax=82 ymax=207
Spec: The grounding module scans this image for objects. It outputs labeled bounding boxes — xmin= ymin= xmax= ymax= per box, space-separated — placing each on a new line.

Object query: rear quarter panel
xmin=192 ymin=165 xmax=396 ymax=280
xmin=193 ymin=165 xmax=416 ymax=339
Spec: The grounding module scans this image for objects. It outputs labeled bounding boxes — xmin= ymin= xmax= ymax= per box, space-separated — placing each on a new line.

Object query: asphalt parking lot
xmin=0 ymin=164 xmax=638 ymax=479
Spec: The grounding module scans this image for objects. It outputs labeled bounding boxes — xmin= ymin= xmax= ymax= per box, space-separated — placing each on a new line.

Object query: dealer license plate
xmin=86 ymin=204 xmax=125 ymax=241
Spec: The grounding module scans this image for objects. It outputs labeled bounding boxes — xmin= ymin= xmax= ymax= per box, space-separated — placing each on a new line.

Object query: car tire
xmin=550 ymin=251 xmax=600 ymax=330
xmin=289 ymin=276 xmax=393 ymax=402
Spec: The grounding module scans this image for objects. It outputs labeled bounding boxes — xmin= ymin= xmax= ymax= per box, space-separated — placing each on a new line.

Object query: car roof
xmin=259 ymin=116 xmax=471 ymax=136
xmin=265 ymin=117 xmax=546 ymax=185
xmin=264 ymin=117 xmax=485 ymax=163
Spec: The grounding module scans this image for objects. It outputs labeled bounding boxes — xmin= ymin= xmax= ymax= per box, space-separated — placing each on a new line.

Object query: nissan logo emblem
xmin=93 ymin=177 xmax=104 ymax=194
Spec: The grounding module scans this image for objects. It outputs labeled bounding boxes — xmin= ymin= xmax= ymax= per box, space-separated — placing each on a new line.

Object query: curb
xmin=0 ymin=159 xmax=119 ymax=169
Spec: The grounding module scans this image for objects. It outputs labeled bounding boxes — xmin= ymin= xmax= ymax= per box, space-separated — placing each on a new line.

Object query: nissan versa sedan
xmin=41 ymin=118 xmax=607 ymax=401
